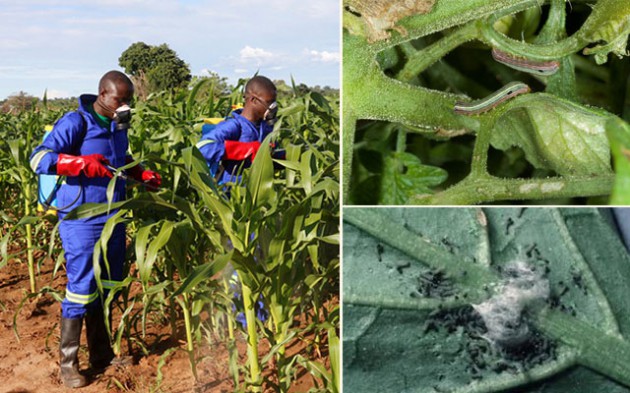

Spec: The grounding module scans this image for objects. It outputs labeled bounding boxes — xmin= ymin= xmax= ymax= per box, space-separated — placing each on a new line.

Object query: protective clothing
xmin=30 ymin=95 xmax=129 ymax=318
xmin=57 ymin=153 xmax=113 ymax=179
xmin=60 ymin=317 xmax=88 ymax=388
xmin=196 ymin=109 xmax=273 ymax=325
xmin=30 ymin=94 xmax=128 ymax=222
xmin=59 ymin=221 xmax=126 ymax=319
xmin=196 ymin=109 xmax=273 ymax=184
xmin=224 ymin=140 xmax=261 ymax=162
xmin=126 ymin=158 xmax=162 ymax=190
xmin=85 ymin=307 xmax=115 ymax=370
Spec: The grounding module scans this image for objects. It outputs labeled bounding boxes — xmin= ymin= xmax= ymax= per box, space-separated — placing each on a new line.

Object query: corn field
xmin=0 ymin=79 xmax=340 ymax=392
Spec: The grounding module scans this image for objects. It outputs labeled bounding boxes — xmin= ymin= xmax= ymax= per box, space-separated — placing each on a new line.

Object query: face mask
xmin=112 ymin=104 xmax=132 ymax=130
xmin=98 ymin=99 xmax=132 ymax=130
xmin=264 ymin=102 xmax=278 ymax=125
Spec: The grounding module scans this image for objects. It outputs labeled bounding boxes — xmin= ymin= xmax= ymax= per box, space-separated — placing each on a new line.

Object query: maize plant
xmin=61 ymin=81 xmax=340 ymax=392
xmin=1 ymin=107 xmax=66 ymax=295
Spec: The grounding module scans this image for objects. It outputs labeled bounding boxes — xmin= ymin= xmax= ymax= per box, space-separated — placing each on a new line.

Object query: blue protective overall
xmin=30 ymin=94 xmax=129 ymax=319
xmin=195 ymin=109 xmax=272 ymax=326
xmin=195 ymin=109 xmax=273 ymax=184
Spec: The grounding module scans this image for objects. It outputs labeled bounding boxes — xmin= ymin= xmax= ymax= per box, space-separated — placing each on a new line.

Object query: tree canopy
xmin=119 ymin=42 xmax=191 ymax=98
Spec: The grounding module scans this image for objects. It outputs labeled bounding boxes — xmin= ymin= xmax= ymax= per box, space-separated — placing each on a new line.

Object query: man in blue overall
xmin=196 ymin=75 xmax=278 ymax=184
xmin=196 ymin=76 xmax=278 ymax=326
xmin=30 ymin=71 xmax=160 ymax=387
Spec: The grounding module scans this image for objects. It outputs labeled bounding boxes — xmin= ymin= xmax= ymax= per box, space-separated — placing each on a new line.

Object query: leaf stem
xmin=342 ymin=108 xmax=357 ymax=204
xmin=412 ymin=174 xmax=614 ymax=205
xmin=534 ymin=307 xmax=630 ymax=388
xmin=396 ymin=22 xmax=479 ymax=82
xmin=479 ymin=22 xmax=583 ymax=60
xmin=344 ymin=291 xmax=469 ymax=311
xmin=180 ymin=294 xmax=198 ymax=381
xmin=343 ymin=208 xmax=497 ymax=301
xmin=241 ymin=280 xmax=262 ymax=391
xmin=396 ymin=128 xmax=407 ymax=153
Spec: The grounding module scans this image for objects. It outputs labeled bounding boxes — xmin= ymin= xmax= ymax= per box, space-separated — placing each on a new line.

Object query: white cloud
xmin=0 ymin=0 xmax=339 ymax=98
xmin=239 ymin=46 xmax=276 ymax=65
xmin=305 ymin=49 xmax=340 ymax=63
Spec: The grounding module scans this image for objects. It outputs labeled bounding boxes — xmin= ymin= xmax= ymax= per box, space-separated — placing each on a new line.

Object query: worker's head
xmin=243 ymin=76 xmax=277 ymax=124
xmin=95 ymin=70 xmax=134 ymax=128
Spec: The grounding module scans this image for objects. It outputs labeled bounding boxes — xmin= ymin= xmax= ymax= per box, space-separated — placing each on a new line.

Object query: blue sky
xmin=0 ymin=0 xmax=340 ymax=99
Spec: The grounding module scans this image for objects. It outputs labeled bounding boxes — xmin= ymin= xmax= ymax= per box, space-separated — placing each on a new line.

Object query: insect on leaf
xmin=343 ymin=207 xmax=630 ymax=392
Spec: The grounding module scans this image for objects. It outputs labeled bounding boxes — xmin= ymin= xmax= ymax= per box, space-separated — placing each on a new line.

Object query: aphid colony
xmin=423 ymin=305 xmax=557 ymax=382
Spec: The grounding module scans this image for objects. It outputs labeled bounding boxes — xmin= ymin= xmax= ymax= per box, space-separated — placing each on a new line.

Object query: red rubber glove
xmin=126 ymin=159 xmax=161 ymax=191
xmin=140 ymin=171 xmax=161 ymax=190
xmin=224 ymin=140 xmax=261 ymax=162
xmin=56 ymin=153 xmax=113 ymax=178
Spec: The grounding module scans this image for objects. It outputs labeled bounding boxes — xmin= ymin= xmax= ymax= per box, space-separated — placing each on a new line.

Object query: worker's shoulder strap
xmin=76 ymin=110 xmax=88 ymax=141
xmin=69 ymin=110 xmax=89 ymax=154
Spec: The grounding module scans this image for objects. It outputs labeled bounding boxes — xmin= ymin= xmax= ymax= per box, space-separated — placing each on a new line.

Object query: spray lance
xmin=106 ymin=164 xmax=160 ymax=191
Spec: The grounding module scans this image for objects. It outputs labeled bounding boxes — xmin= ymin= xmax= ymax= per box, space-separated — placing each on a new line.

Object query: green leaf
xmin=171 ymin=251 xmax=232 ymax=297
xmin=344 ymin=207 xmax=630 ymax=392
xmin=247 ymin=133 xmax=276 ymax=209
xmin=580 ymin=0 xmax=630 ymax=64
xmin=134 ymin=222 xmax=159 ymax=285
xmin=490 ymin=94 xmax=613 ymax=176
xmin=381 ymin=152 xmax=447 ymax=204
xmin=141 ymin=220 xmax=174 ymax=283
xmin=607 ymin=117 xmax=630 ymax=204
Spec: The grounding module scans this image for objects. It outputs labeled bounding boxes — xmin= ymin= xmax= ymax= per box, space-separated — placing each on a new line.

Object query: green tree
xmin=119 ymin=42 xmax=191 ymax=98
xmin=189 ymin=71 xmax=231 ymax=101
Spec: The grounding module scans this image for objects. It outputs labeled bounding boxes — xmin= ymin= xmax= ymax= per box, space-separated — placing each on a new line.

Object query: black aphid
xmin=396 ymin=262 xmax=411 ymax=275
xmin=376 ymin=243 xmax=384 ymax=262
xmin=571 ymin=270 xmax=588 ymax=295
xmin=525 ymin=243 xmax=539 ymax=259
xmin=559 ymin=286 xmax=569 ymax=297
xmin=415 ymin=268 xmax=455 ymax=299
xmin=505 ymin=217 xmax=515 ymax=235
xmin=500 ymin=328 xmax=557 ymax=369
xmin=441 ymin=237 xmax=456 ymax=253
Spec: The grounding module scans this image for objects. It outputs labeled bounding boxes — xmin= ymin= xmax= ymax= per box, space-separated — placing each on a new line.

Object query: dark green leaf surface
xmin=343 ymin=208 xmax=630 ymax=392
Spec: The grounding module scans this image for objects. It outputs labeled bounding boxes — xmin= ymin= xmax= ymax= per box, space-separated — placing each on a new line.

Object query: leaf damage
xmin=344 ymin=0 xmax=437 ymax=42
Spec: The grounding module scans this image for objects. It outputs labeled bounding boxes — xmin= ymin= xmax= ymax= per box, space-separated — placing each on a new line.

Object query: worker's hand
xmin=56 ymin=153 xmax=113 ymax=178
xmin=224 ymin=141 xmax=261 ymax=162
xmin=126 ymin=158 xmax=161 ymax=191
xmin=139 ymin=170 xmax=161 ymax=190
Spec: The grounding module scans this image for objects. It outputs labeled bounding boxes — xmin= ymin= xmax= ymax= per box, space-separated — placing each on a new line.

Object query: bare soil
xmin=0 ymin=247 xmax=333 ymax=393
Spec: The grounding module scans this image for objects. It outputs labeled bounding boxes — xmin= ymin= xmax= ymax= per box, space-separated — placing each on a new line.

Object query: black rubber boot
xmin=85 ymin=308 xmax=115 ymax=371
xmin=60 ymin=317 xmax=88 ymax=388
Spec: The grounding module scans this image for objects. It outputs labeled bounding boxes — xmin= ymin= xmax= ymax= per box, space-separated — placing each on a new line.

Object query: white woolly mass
xmin=472 ymin=261 xmax=549 ymax=347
